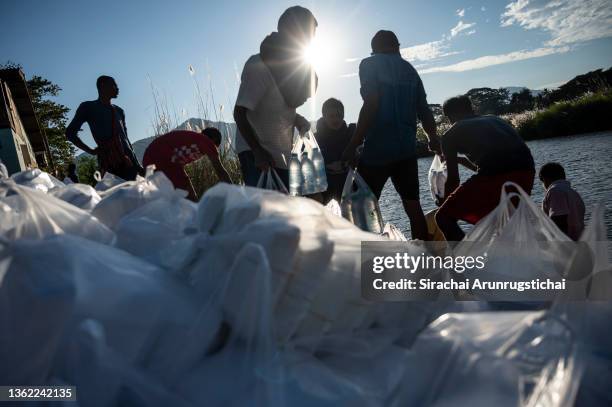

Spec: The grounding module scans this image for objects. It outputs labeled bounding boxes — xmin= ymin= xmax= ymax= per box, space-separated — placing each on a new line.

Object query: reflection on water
xmin=379 ymin=132 xmax=612 ymax=239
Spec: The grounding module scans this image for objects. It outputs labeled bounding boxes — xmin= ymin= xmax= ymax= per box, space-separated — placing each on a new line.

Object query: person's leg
xmin=435 ymin=174 xmax=502 ymax=241
xmin=238 ymin=151 xmax=261 ymax=187
xmin=356 ymin=164 xmax=390 ymax=199
xmin=390 ymin=158 xmax=428 ymax=241
xmin=435 ymin=207 xmax=465 ymax=242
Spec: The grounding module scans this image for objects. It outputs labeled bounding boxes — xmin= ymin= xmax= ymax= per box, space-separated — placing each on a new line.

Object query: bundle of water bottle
xmin=288 ymin=131 xmax=328 ymax=196
xmin=285 ymin=132 xmax=385 ymax=235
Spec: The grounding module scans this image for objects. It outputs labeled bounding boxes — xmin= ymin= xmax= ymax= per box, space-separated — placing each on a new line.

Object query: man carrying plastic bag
xmin=436 ymin=95 xmax=535 ymax=241
xmin=341 ymin=30 xmax=440 ymax=241
xmin=233 ymin=6 xmax=317 ymax=188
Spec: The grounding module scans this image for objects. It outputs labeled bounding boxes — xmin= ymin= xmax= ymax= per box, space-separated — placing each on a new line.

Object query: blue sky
xmin=3 ymin=0 xmax=612 ymax=146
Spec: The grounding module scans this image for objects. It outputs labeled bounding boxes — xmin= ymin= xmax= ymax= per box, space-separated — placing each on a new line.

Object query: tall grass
xmin=185 ymin=147 xmax=243 ymax=199
xmin=512 ymin=90 xmax=612 ymax=140
xmin=149 ymin=64 xmax=244 ymax=199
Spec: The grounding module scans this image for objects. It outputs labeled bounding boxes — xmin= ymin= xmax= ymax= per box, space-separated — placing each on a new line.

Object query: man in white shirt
xmin=233 ymin=6 xmax=317 ymax=187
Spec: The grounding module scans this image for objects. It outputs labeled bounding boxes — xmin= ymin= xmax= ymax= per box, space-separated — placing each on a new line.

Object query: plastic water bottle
xmin=288 ymin=153 xmax=303 ymax=196
xmin=349 ymin=189 xmax=383 ymax=234
xmin=361 ymin=192 xmax=384 ymax=233
xmin=300 ymin=151 xmax=316 ymax=195
xmin=311 ymin=147 xmax=327 ymax=192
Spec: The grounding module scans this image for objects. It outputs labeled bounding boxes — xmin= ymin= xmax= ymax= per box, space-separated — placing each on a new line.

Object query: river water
xmin=379 ymin=132 xmax=612 ymax=239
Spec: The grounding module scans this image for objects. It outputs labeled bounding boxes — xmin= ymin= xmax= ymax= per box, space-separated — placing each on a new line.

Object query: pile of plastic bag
xmin=0 ymin=168 xmax=610 ymax=406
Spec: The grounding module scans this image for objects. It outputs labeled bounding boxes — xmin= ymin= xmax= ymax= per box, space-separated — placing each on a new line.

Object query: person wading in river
xmin=65 ymin=75 xmax=143 ymax=180
xmin=436 ymin=95 xmax=535 ymax=241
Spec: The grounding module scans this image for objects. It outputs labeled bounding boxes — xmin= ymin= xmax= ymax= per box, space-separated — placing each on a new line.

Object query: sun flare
xmin=302 ymin=36 xmax=331 ymax=71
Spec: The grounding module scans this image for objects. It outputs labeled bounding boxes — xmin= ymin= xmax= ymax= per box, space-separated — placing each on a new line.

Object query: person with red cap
xmin=143 ymin=127 xmax=232 ymax=201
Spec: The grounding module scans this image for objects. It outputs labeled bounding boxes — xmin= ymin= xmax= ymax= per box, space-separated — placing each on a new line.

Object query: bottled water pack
xmin=288 ymin=131 xmax=328 ymax=196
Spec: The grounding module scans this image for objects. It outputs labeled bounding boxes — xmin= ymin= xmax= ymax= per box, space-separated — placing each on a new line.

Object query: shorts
xmin=358 ymin=157 xmax=420 ymax=201
xmin=437 ymin=169 xmax=535 ymax=225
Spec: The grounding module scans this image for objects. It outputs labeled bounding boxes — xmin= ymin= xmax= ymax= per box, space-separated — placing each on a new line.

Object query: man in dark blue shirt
xmin=65 ymin=76 xmax=143 ymax=180
xmin=342 ymin=30 xmax=440 ymax=240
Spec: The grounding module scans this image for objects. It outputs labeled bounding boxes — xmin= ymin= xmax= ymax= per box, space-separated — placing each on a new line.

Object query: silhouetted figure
xmin=234 ymin=6 xmax=317 ymax=188
xmin=539 ymin=162 xmax=585 ymax=240
xmin=342 ymin=30 xmax=440 ymax=240
xmin=435 ymin=95 xmax=535 ymax=241
xmin=314 ymin=98 xmax=355 ymax=204
xmin=65 ymin=75 xmax=143 ymax=181
xmin=66 ymin=163 xmax=79 ymax=183
xmin=143 ymin=129 xmax=231 ymax=201
xmin=202 ymin=127 xmax=222 ymax=148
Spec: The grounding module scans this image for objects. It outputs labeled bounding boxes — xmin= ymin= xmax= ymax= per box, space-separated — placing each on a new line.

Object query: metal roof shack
xmin=0 ymin=68 xmax=53 ymax=172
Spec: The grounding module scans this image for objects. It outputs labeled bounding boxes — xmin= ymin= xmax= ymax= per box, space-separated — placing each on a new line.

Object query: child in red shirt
xmin=143 ymin=128 xmax=231 ymax=201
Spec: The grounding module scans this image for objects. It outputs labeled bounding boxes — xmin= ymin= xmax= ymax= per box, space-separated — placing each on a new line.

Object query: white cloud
xmin=501 ymin=0 xmax=612 ymax=46
xmin=481 ymin=6 xmax=486 ymax=11
xmin=450 ymin=20 xmax=476 ymax=37
xmin=400 ymin=40 xmax=460 ymax=62
xmin=457 ymin=8 xmax=465 ymax=17
xmin=466 ymin=30 xmax=476 ymax=36
xmin=420 ymin=46 xmax=570 ymax=74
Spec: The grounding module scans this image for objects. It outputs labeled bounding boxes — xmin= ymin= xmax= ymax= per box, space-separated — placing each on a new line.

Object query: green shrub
xmin=515 ymin=90 xmax=612 ymax=140
xmin=77 ymin=155 xmax=98 ymax=186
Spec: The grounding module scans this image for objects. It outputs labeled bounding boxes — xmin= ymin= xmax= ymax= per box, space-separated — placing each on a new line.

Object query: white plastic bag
xmin=256 ymin=168 xmax=289 ymax=194
xmin=428 ymin=154 xmax=447 ymax=201
xmin=0 ymin=181 xmax=114 ymax=244
xmin=92 ymin=171 xmax=183 ymax=230
xmin=94 ymin=171 xmax=126 ymax=192
xmin=397 ymin=311 xmax=582 ymax=407
xmin=381 ymin=223 xmax=407 ymax=241
xmin=455 ymin=182 xmax=571 ymax=302
xmin=50 ymin=183 xmax=102 ymax=211
xmin=0 ymin=160 xmax=8 ymax=179
xmin=340 ymin=168 xmax=384 ymax=234
xmin=0 ymin=234 xmax=209 ymax=371
xmin=114 ymin=196 xmax=199 ymax=271
xmin=10 ymin=168 xmax=64 ymax=193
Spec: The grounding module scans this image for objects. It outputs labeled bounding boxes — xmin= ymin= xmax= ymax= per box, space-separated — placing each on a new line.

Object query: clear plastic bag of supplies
xmin=428 ymin=154 xmax=447 ymax=201
xmin=114 ymin=195 xmax=199 ymax=271
xmin=288 ymin=131 xmax=327 ymax=196
xmin=454 ymin=182 xmax=571 ymax=302
xmin=256 ymin=168 xmax=289 ymax=194
xmin=340 ymin=168 xmax=383 ymax=234
xmin=0 ymin=180 xmax=114 ymax=244
xmin=50 ymin=183 xmax=102 ymax=211
xmin=92 ymin=171 xmax=183 ymax=230
xmin=10 ymin=168 xmax=64 ymax=193
xmin=394 ymin=311 xmax=582 ymax=407
xmin=94 ymin=171 xmax=126 ymax=192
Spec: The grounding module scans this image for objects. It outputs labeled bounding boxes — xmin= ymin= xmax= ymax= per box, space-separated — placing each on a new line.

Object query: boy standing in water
xmin=539 ymin=162 xmax=585 ymax=240
xmin=314 ymin=98 xmax=355 ymax=203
